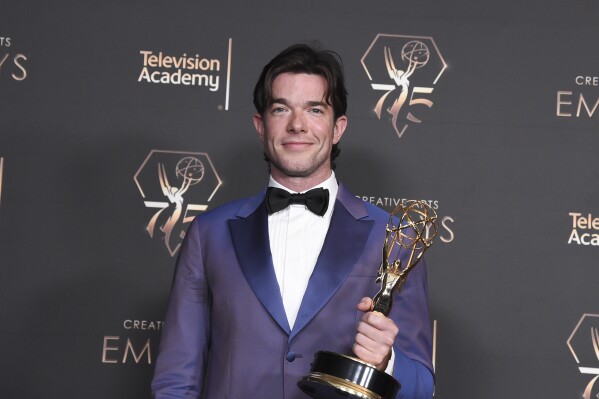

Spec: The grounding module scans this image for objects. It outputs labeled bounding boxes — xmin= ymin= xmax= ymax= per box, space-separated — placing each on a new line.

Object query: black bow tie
xmin=266 ymin=187 xmax=329 ymax=216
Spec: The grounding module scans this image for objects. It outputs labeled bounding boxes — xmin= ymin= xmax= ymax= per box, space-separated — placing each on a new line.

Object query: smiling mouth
xmin=283 ymin=142 xmax=312 ymax=148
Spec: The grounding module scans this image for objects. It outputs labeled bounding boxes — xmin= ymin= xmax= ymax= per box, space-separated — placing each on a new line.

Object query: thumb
xmin=356 ymin=297 xmax=373 ymax=312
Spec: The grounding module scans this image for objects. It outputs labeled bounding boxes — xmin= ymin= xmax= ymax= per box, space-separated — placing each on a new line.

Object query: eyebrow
xmin=270 ymin=98 xmax=329 ymax=108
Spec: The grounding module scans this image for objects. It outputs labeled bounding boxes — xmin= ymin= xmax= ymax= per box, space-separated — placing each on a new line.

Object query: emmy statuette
xmin=298 ymin=200 xmax=438 ymax=399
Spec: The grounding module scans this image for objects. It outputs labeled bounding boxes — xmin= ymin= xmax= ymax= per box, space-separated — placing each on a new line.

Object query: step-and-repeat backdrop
xmin=1 ymin=1 xmax=598 ymax=398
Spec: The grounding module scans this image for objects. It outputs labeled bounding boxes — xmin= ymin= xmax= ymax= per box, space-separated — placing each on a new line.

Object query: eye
xmin=309 ymin=108 xmax=324 ymax=114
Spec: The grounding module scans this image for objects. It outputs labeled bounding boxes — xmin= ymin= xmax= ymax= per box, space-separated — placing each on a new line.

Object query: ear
xmin=253 ymin=113 xmax=265 ymax=142
xmin=332 ymin=115 xmax=348 ymax=144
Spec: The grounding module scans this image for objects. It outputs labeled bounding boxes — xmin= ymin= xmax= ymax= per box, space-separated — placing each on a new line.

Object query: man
xmin=151 ymin=44 xmax=434 ymax=399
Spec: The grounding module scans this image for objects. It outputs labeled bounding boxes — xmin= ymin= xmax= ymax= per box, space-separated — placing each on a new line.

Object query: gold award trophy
xmin=298 ymin=200 xmax=438 ymax=399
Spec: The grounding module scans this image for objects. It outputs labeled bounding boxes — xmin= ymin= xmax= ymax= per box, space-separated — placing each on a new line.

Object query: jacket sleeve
xmin=151 ymin=219 xmax=210 ymax=399
xmin=390 ymin=256 xmax=435 ymax=399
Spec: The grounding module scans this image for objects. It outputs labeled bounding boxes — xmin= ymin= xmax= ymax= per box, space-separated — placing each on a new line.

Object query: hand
xmin=353 ymin=297 xmax=399 ymax=371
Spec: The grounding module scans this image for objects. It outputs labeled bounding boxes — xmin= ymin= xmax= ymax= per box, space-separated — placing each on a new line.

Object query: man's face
xmin=254 ymin=72 xmax=347 ymax=186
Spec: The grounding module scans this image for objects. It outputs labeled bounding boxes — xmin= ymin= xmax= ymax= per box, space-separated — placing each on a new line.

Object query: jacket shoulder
xmin=192 ymin=191 xmax=265 ymax=225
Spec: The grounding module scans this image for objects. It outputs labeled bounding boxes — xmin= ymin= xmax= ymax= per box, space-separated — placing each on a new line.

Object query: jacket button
xmin=286 ymin=351 xmax=296 ymax=362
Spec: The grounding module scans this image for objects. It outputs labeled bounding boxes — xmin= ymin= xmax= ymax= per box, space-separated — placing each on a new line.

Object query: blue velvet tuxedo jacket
xmin=151 ymin=184 xmax=434 ymax=399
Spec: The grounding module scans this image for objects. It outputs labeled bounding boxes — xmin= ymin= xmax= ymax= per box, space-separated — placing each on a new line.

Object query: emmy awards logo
xmin=567 ymin=314 xmax=599 ymax=399
xmin=299 ymin=200 xmax=438 ymax=399
xmin=374 ymin=42 xmax=430 ymax=139
xmin=134 ymin=150 xmax=222 ymax=257
xmin=147 ymin=157 xmax=205 ymax=255
xmin=362 ymin=34 xmax=447 ymax=139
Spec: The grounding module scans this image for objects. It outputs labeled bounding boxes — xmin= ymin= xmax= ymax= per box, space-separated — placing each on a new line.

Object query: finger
xmin=361 ymin=311 xmax=399 ymax=335
xmin=353 ymin=334 xmax=378 ymax=362
xmin=353 ymin=332 xmax=391 ymax=367
xmin=356 ymin=320 xmax=396 ymax=348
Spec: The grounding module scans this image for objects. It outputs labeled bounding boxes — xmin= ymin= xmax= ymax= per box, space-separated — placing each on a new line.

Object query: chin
xmin=279 ymin=168 xmax=313 ymax=178
xmin=271 ymin=158 xmax=326 ymax=180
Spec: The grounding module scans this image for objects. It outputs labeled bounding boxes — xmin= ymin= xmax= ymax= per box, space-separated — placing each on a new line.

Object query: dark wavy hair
xmin=253 ymin=43 xmax=348 ymax=169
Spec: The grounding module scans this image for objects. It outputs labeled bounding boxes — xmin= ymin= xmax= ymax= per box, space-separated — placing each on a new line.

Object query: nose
xmin=287 ymin=111 xmax=306 ymax=134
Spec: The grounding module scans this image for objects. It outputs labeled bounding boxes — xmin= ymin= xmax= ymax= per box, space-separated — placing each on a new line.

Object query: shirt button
xmin=286 ymin=351 xmax=296 ymax=362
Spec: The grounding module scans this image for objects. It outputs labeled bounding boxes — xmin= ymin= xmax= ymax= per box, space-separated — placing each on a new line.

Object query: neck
xmin=270 ymin=169 xmax=333 ymax=193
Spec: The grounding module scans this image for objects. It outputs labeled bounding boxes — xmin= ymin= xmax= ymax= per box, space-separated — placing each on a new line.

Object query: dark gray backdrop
xmin=1 ymin=1 xmax=598 ymax=398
